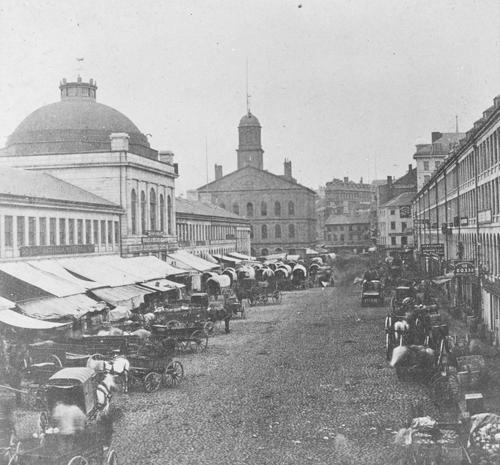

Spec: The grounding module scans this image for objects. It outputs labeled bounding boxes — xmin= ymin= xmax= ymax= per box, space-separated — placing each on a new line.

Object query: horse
xmin=87 ymin=355 xmax=130 ymax=393
xmin=95 ymin=373 xmax=117 ymax=416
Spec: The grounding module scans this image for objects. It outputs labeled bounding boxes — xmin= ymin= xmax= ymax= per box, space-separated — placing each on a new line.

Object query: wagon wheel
xmin=7 ymin=441 xmax=21 ymax=465
xmin=240 ymin=301 xmax=246 ymax=319
xmin=385 ymin=332 xmax=393 ymax=361
xmin=384 ymin=316 xmax=392 ymax=332
xmin=49 ymin=354 xmax=63 ymax=368
xmin=203 ymin=320 xmax=215 ymax=335
xmin=189 ymin=330 xmax=208 ymax=353
xmin=166 ymin=320 xmax=182 ymax=329
xmin=67 ymin=456 xmax=89 ymax=465
xmin=38 ymin=410 xmax=49 ymax=434
xmin=143 ymin=372 xmax=162 ymax=392
xmin=163 ymin=360 xmax=184 ymax=387
xmin=106 ymin=449 xmax=118 ymax=465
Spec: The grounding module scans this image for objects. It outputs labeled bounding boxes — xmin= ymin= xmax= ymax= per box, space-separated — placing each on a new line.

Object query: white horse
xmin=95 ymin=373 xmax=117 ymax=416
xmin=394 ymin=320 xmax=410 ymax=345
xmin=87 ymin=355 xmax=130 ymax=393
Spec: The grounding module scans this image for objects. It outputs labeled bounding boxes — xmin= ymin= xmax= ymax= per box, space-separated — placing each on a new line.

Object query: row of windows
xmin=130 ymin=188 xmax=172 ymax=235
xmin=176 ymin=222 xmax=236 ymax=242
xmin=250 ymin=224 xmax=295 ymax=240
xmin=220 ymin=201 xmax=295 ymax=218
xmin=2 ymin=215 xmax=119 ymax=249
xmin=423 ymin=160 xmax=441 ymax=172
xmin=327 ymin=224 xmax=367 ymax=232
xmin=326 ymin=233 xmax=366 ymax=242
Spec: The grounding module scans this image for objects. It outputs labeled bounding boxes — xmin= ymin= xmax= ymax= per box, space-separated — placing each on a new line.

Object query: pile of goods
xmin=468 ymin=413 xmax=500 ymax=465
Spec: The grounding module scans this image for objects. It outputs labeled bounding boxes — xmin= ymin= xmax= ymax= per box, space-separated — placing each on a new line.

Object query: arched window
xmin=275 ymin=224 xmax=281 ymax=238
xmin=288 ymin=201 xmax=295 ymax=216
xmin=167 ymin=195 xmax=172 ymax=234
xmin=232 ymin=203 xmax=239 ymax=215
xmin=159 ymin=194 xmax=165 ymax=231
xmin=261 ymin=248 xmax=269 ymax=256
xmin=274 ymin=201 xmax=281 ymax=217
xmin=261 ymin=224 xmax=267 ymax=239
xmin=150 ymin=188 xmax=157 ymax=231
xmin=131 ymin=189 xmax=137 ymax=234
xmin=140 ymin=191 xmax=146 ymax=234
xmin=246 ymin=202 xmax=254 ymax=217
xmin=261 ymin=201 xmax=267 ymax=216
xmin=288 ymin=224 xmax=295 ymax=238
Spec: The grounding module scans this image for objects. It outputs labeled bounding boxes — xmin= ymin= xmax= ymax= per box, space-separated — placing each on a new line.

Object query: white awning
xmin=27 ymin=259 xmax=104 ymax=290
xmin=139 ymin=279 xmax=186 ymax=292
xmin=19 ymin=294 xmax=107 ymax=321
xmin=0 ymin=262 xmax=86 ymax=297
xmin=123 ymin=256 xmax=186 ymax=277
xmin=227 ymin=252 xmax=256 ymax=261
xmin=167 ymin=250 xmax=219 ymax=272
xmin=91 ymin=285 xmax=155 ymax=310
xmin=0 ymin=296 xmax=15 ymax=310
xmin=0 ymin=309 xmax=70 ymax=329
xmin=212 ymin=254 xmax=242 ymax=265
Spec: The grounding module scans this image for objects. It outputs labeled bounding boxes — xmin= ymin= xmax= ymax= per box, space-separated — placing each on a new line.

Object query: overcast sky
xmin=1 ymin=0 xmax=499 ymax=194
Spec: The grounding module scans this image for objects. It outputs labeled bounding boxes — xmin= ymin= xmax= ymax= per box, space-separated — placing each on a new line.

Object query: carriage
xmin=149 ymin=323 xmax=209 ymax=354
xmin=236 ymin=279 xmax=282 ymax=306
xmin=7 ymin=424 xmax=118 ymax=465
xmin=391 ymin=286 xmax=415 ymax=313
xmin=361 ymin=280 xmax=384 ymax=306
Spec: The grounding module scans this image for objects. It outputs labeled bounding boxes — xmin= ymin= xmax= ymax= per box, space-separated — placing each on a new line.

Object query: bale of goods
xmin=468 ymin=413 xmax=500 ymax=465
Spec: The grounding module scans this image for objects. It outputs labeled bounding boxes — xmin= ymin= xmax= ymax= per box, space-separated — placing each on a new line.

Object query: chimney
xmin=408 ymin=164 xmax=413 ymax=172
xmin=431 ymin=132 xmax=442 ymax=143
xmin=343 ymin=176 xmax=349 ymax=183
xmin=494 ymin=95 xmax=500 ymax=109
xmin=284 ymin=159 xmax=292 ymax=179
xmin=215 ymin=164 xmax=223 ymax=180
xmin=387 ymin=175 xmax=392 ymax=189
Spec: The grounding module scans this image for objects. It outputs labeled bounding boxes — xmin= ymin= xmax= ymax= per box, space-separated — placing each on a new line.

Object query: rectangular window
xmin=85 ymin=220 xmax=91 ymax=244
xmin=4 ymin=216 xmax=13 ymax=247
xmin=59 ymin=218 xmax=66 ymax=245
xmin=50 ymin=218 xmax=57 ymax=245
xmin=435 ymin=161 xmax=441 ymax=169
xmin=114 ymin=221 xmax=119 ymax=244
xmin=93 ymin=220 xmax=99 ymax=244
xmin=28 ymin=217 xmax=36 ymax=246
xmin=401 ymin=236 xmax=408 ymax=246
xmin=390 ymin=221 xmax=396 ymax=230
xmin=423 ymin=161 xmax=430 ymax=171
xmin=68 ymin=219 xmax=75 ymax=245
xmin=100 ymin=220 xmax=106 ymax=244
xmin=17 ymin=216 xmax=25 ymax=246
xmin=390 ymin=209 xmax=395 ymax=215
xmin=391 ymin=236 xmax=397 ymax=245
xmin=401 ymin=222 xmax=407 ymax=232
xmin=39 ymin=217 xmax=47 ymax=246
xmin=107 ymin=220 xmax=113 ymax=244
xmin=77 ymin=219 xmax=83 ymax=244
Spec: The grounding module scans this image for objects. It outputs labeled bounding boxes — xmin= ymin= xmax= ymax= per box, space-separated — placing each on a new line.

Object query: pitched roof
xmin=381 ymin=191 xmax=415 ymax=208
xmin=197 ymin=165 xmax=316 ymax=195
xmin=325 ymin=213 xmax=371 ymax=225
xmin=175 ymin=197 xmax=247 ymax=221
xmin=414 ymin=133 xmax=465 ymax=156
xmin=393 ymin=167 xmax=417 ymax=187
xmin=0 ymin=166 xmax=121 ymax=209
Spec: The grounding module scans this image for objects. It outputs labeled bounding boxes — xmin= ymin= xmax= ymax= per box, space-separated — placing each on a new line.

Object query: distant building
xmin=175 ymin=197 xmax=251 ymax=258
xmin=324 ymin=212 xmax=372 ymax=251
xmin=0 ymin=167 xmax=123 ymax=260
xmin=0 ymin=77 xmax=178 ymax=259
xmin=413 ymin=131 xmax=465 ymax=190
xmin=378 ymin=192 xmax=415 ymax=253
xmin=376 ymin=164 xmax=417 ymax=209
xmin=196 ymin=111 xmax=316 ymax=257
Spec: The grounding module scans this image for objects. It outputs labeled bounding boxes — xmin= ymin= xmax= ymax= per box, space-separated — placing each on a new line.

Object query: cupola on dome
xmin=239 ymin=111 xmax=260 ymax=127
xmin=3 ymin=77 xmax=157 ymax=159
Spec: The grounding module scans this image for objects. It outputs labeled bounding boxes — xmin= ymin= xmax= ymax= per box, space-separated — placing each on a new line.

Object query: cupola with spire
xmin=237 ymin=110 xmax=264 ymax=170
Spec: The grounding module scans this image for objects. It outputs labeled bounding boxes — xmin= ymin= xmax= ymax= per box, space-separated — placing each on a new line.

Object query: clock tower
xmin=237 ymin=111 xmax=264 ymax=170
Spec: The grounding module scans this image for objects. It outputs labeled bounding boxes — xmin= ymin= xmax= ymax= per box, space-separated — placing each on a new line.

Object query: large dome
xmin=3 ymin=78 xmax=155 ymax=159
xmin=239 ymin=111 xmax=260 ymax=127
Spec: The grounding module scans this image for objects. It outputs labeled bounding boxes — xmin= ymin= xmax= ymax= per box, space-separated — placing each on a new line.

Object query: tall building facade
xmin=413 ymin=93 xmax=500 ymax=344
xmin=196 ymin=111 xmax=316 ymax=257
xmin=0 ymin=77 xmax=178 ymax=259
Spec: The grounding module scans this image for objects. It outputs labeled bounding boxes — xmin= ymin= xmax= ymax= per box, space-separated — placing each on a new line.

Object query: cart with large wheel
xmin=150 ymin=324 xmax=209 ymax=353
xmin=8 ymin=424 xmax=118 ymax=465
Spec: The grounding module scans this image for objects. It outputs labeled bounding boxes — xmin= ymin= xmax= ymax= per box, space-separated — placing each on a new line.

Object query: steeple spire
xmin=246 ymin=58 xmax=251 ymax=114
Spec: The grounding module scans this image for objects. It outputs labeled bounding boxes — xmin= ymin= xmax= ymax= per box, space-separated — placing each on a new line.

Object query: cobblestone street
xmin=112 ymin=286 xmax=440 ymax=465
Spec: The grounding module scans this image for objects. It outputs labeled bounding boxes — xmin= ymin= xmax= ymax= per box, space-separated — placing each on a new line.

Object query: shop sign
xmin=421 ymin=243 xmax=444 ymax=256
xmin=460 ymin=217 xmax=469 ymax=226
xmin=478 ymin=210 xmax=492 ymax=225
xmin=454 ymin=261 xmax=475 ymax=276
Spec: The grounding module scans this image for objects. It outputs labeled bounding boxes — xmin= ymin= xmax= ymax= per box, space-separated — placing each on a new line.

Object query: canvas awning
xmin=212 ymin=254 xmax=242 ymax=265
xmin=140 ymin=279 xmax=185 ymax=292
xmin=432 ymin=275 xmax=453 ymax=285
xmin=0 ymin=309 xmax=70 ymax=329
xmin=122 ymin=256 xmax=186 ymax=277
xmin=91 ymin=285 xmax=155 ymax=310
xmin=0 ymin=262 xmax=86 ymax=297
xmin=0 ymin=296 xmax=15 ymax=310
xmin=19 ymin=294 xmax=107 ymax=321
xmin=28 ymin=259 xmax=104 ymax=290
xmin=167 ymin=250 xmax=219 ymax=272
xmin=228 ymin=252 xmax=256 ymax=261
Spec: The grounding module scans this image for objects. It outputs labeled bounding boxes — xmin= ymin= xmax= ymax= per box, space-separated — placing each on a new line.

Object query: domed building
xmin=196 ymin=110 xmax=317 ymax=257
xmin=0 ymin=77 xmax=178 ymax=258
